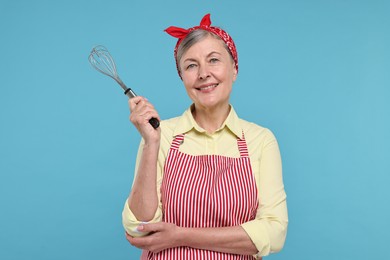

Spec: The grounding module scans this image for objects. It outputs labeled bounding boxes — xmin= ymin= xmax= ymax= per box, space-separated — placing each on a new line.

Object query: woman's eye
xmin=186 ymin=64 xmax=196 ymax=70
xmin=210 ymin=58 xmax=219 ymax=63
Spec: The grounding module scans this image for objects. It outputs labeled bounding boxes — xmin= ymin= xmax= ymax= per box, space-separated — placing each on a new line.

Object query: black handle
xmin=124 ymin=88 xmax=160 ymax=129
xmin=149 ymin=117 xmax=160 ymax=129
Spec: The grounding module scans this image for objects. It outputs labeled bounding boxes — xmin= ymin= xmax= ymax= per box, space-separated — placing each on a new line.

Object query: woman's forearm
xmin=179 ymin=225 xmax=258 ymax=255
xmin=128 ymin=142 xmax=160 ymax=221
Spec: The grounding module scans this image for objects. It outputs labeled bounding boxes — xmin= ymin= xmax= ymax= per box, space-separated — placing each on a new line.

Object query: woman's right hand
xmin=129 ymin=96 xmax=161 ymax=144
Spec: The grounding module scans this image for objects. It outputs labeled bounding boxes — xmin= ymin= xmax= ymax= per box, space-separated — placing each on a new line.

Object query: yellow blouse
xmin=122 ymin=105 xmax=288 ymax=256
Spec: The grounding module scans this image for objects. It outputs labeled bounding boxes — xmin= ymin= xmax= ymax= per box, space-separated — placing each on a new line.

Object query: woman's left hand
xmin=125 ymin=222 xmax=182 ymax=253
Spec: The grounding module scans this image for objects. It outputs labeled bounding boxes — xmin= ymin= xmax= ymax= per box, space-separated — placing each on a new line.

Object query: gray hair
xmin=176 ymin=29 xmax=233 ymax=73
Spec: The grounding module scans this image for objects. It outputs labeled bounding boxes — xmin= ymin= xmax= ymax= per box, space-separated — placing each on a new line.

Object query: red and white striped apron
xmin=146 ymin=133 xmax=259 ymax=259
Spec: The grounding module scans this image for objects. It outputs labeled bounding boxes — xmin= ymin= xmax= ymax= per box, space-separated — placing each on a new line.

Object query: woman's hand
xmin=126 ymin=223 xmax=260 ymax=256
xmin=129 ymin=96 xmax=160 ymax=144
xmin=125 ymin=222 xmax=182 ymax=253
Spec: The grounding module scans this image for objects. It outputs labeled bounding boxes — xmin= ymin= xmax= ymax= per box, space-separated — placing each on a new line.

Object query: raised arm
xmin=127 ymin=96 xmax=161 ymax=221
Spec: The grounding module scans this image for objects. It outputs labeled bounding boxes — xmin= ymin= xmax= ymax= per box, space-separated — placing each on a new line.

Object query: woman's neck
xmin=191 ymin=104 xmax=231 ymax=134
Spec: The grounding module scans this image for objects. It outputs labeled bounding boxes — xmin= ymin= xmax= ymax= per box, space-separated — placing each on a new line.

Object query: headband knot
xmin=164 ymin=14 xmax=238 ymax=78
xmin=199 ymin=13 xmax=211 ymax=28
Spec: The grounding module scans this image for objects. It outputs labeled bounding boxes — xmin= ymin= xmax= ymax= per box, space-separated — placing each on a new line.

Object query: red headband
xmin=164 ymin=14 xmax=238 ymax=78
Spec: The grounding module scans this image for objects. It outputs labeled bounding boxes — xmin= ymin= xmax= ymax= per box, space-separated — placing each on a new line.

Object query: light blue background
xmin=1 ymin=0 xmax=389 ymax=259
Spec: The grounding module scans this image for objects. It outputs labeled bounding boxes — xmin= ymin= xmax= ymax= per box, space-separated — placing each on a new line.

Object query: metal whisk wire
xmin=88 ymin=45 xmax=159 ymax=128
xmin=89 ymin=46 xmax=118 ymax=78
xmin=88 ymin=45 xmax=136 ymax=98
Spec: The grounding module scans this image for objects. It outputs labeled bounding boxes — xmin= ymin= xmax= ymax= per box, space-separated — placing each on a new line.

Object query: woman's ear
xmin=232 ymin=65 xmax=238 ymax=81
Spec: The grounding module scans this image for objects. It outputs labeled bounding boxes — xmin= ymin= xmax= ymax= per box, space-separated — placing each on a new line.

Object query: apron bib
xmin=146 ymin=133 xmax=259 ymax=259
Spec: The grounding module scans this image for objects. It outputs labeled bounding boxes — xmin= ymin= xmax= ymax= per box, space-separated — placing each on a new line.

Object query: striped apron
xmin=146 ymin=133 xmax=259 ymax=259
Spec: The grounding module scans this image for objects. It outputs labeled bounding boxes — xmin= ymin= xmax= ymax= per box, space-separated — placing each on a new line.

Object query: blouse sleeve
xmin=241 ymin=129 xmax=288 ymax=256
xmin=122 ymin=139 xmax=164 ymax=237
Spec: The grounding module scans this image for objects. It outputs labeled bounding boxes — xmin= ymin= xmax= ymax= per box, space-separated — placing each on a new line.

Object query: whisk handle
xmin=148 ymin=117 xmax=160 ymax=129
xmin=124 ymin=88 xmax=160 ymax=129
xmin=124 ymin=87 xmax=137 ymax=99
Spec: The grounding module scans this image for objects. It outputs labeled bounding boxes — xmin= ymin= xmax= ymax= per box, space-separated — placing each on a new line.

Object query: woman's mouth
xmin=196 ymin=84 xmax=219 ymax=91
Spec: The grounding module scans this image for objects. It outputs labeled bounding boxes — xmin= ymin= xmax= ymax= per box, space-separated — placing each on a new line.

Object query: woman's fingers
xmin=129 ymin=96 xmax=149 ymax=112
xmin=125 ymin=224 xmax=174 ymax=253
xmin=127 ymin=96 xmax=161 ymax=142
xmin=137 ymin=222 xmax=162 ymax=233
xmin=129 ymin=97 xmax=160 ymax=125
xmin=130 ymin=108 xmax=160 ymax=127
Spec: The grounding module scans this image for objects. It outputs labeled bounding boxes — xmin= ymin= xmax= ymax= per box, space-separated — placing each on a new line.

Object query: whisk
xmin=88 ymin=45 xmax=160 ymax=129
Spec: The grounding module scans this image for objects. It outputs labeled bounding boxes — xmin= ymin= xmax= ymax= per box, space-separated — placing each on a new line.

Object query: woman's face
xmin=179 ymin=35 xmax=237 ymax=111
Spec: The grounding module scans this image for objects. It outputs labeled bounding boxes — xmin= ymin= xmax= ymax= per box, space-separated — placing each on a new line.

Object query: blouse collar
xmin=173 ymin=104 xmax=242 ymax=138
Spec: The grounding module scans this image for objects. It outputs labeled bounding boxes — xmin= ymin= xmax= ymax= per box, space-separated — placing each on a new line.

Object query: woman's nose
xmin=198 ymin=65 xmax=210 ymax=80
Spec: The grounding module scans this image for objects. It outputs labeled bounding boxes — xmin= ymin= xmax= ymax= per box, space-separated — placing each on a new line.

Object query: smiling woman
xmin=122 ymin=13 xmax=288 ymax=260
xmin=179 ymin=34 xmax=237 ymax=129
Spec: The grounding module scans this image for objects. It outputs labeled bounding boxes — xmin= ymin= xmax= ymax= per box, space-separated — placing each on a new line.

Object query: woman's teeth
xmin=199 ymin=84 xmax=218 ymax=90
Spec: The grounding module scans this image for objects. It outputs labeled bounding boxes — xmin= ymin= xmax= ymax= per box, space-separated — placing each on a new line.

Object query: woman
xmin=122 ymin=14 xmax=288 ymax=259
